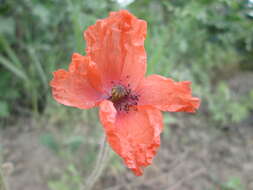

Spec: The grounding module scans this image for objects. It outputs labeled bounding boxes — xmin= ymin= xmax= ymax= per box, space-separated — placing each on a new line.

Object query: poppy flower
xmin=50 ymin=10 xmax=200 ymax=176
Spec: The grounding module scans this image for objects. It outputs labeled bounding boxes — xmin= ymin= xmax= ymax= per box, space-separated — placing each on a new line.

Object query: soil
xmin=1 ymin=116 xmax=253 ymax=190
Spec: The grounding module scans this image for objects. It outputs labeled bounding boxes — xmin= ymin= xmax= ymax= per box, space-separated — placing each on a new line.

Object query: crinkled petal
xmin=50 ymin=53 xmax=102 ymax=109
xmin=69 ymin=53 xmax=103 ymax=93
xmin=99 ymin=100 xmax=163 ymax=176
xmin=84 ymin=10 xmax=147 ymax=90
xmin=137 ymin=75 xmax=201 ymax=112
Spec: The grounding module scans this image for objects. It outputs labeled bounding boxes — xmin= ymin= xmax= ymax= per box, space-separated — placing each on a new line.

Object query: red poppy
xmin=50 ymin=10 xmax=200 ymax=176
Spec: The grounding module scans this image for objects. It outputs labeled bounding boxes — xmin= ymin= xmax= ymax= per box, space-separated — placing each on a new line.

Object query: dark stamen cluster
xmin=109 ymin=82 xmax=140 ymax=113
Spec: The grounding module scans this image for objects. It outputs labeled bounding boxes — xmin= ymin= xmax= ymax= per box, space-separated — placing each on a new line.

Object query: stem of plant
xmin=83 ymin=134 xmax=110 ymax=190
xmin=0 ymin=168 xmax=6 ymax=190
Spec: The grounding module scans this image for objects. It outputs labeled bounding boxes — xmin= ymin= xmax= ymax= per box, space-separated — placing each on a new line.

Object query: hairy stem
xmin=0 ymin=169 xmax=6 ymax=190
xmin=83 ymin=134 xmax=110 ymax=190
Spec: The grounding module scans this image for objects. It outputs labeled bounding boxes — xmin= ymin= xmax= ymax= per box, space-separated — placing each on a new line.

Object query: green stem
xmin=0 ymin=169 xmax=6 ymax=190
xmin=83 ymin=134 xmax=110 ymax=190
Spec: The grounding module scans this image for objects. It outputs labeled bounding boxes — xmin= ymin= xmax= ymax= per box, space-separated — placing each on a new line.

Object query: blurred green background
xmin=0 ymin=0 xmax=253 ymax=190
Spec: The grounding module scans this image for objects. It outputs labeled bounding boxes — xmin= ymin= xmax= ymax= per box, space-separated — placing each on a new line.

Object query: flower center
xmin=111 ymin=85 xmax=127 ymax=102
xmin=109 ymin=84 xmax=139 ymax=112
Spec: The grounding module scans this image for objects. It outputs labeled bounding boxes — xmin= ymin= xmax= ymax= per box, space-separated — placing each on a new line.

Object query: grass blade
xmin=0 ymin=56 xmax=28 ymax=81
xmin=27 ymin=47 xmax=48 ymax=89
xmin=0 ymin=36 xmax=23 ymax=68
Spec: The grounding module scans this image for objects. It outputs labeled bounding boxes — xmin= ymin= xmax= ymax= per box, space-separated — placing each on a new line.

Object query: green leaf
xmin=33 ymin=4 xmax=50 ymax=25
xmin=27 ymin=47 xmax=48 ymax=89
xmin=0 ymin=56 xmax=28 ymax=81
xmin=40 ymin=133 xmax=59 ymax=152
xmin=64 ymin=136 xmax=85 ymax=152
xmin=48 ymin=181 xmax=69 ymax=190
xmin=0 ymin=101 xmax=9 ymax=118
xmin=0 ymin=17 xmax=15 ymax=36
xmin=224 ymin=177 xmax=245 ymax=190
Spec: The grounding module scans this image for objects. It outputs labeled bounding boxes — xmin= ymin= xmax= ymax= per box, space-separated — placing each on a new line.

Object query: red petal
xmin=84 ymin=10 xmax=147 ymax=90
xmin=50 ymin=54 xmax=102 ymax=109
xmin=137 ymin=75 xmax=201 ymax=112
xmin=99 ymin=100 xmax=163 ymax=176
xmin=69 ymin=53 xmax=103 ymax=92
